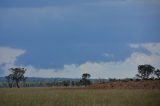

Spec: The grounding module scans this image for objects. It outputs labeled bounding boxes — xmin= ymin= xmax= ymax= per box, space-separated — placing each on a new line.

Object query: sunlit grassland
xmin=0 ymin=88 xmax=160 ymax=106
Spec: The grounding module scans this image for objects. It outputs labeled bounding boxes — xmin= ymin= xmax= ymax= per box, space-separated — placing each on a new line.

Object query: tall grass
xmin=0 ymin=88 xmax=160 ymax=106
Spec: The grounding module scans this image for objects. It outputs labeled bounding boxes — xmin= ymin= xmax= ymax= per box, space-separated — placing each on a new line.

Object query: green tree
xmin=81 ymin=73 xmax=91 ymax=87
xmin=71 ymin=81 xmax=75 ymax=86
xmin=136 ymin=64 xmax=155 ymax=80
xmin=5 ymin=74 xmax=14 ymax=88
xmin=154 ymin=69 xmax=160 ymax=79
xmin=5 ymin=68 xmax=27 ymax=88
xmin=82 ymin=73 xmax=91 ymax=79
xmin=63 ymin=80 xmax=70 ymax=87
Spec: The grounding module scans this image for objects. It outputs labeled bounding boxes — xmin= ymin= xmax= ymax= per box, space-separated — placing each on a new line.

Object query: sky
xmin=0 ymin=0 xmax=160 ymax=78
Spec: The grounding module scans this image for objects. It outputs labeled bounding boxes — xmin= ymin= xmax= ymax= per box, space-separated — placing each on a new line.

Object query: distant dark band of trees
xmin=0 ymin=64 xmax=160 ymax=88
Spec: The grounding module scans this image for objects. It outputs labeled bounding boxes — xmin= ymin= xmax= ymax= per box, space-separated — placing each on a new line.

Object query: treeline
xmin=0 ymin=80 xmax=84 ymax=88
xmin=2 ymin=64 xmax=160 ymax=88
xmin=0 ymin=78 xmax=96 ymax=88
xmin=3 ymin=68 xmax=93 ymax=88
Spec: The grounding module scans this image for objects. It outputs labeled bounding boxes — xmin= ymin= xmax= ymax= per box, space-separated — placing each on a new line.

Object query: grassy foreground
xmin=0 ymin=88 xmax=160 ymax=106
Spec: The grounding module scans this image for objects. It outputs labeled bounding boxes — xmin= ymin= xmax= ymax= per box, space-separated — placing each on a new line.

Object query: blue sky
xmin=0 ymin=0 xmax=160 ymax=78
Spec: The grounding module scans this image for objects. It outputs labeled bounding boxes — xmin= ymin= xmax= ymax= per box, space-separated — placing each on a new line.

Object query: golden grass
xmin=0 ymin=88 xmax=160 ymax=106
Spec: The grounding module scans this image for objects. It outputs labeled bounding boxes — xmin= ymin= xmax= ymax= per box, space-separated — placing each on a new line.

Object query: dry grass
xmin=88 ymin=80 xmax=160 ymax=89
xmin=0 ymin=88 xmax=160 ymax=106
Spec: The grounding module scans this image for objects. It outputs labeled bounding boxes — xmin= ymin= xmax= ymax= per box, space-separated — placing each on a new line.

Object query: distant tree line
xmin=4 ymin=64 xmax=160 ymax=88
xmin=5 ymin=67 xmax=92 ymax=88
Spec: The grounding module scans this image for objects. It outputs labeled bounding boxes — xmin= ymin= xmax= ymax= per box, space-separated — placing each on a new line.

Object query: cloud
xmin=129 ymin=44 xmax=140 ymax=48
xmin=0 ymin=47 xmax=26 ymax=75
xmin=25 ymin=53 xmax=159 ymax=78
xmin=23 ymin=42 xmax=160 ymax=78
xmin=130 ymin=43 xmax=160 ymax=55
xmin=25 ymin=64 xmax=81 ymax=78
xmin=1 ymin=42 xmax=160 ymax=78
xmin=0 ymin=47 xmax=26 ymax=65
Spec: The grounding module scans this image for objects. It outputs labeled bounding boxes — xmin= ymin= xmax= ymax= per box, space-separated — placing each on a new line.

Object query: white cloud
xmin=0 ymin=47 xmax=26 ymax=65
xmin=0 ymin=47 xmax=26 ymax=75
xmin=1 ymin=42 xmax=160 ymax=78
xmin=141 ymin=43 xmax=160 ymax=55
xmin=25 ymin=64 xmax=81 ymax=78
xmin=24 ymin=42 xmax=160 ymax=78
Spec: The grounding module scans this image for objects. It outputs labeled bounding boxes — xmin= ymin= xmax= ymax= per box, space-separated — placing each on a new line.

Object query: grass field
xmin=0 ymin=88 xmax=160 ymax=106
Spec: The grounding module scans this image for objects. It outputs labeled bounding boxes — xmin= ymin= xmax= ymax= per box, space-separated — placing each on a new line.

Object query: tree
xmin=71 ymin=81 xmax=75 ymax=86
xmin=5 ymin=68 xmax=27 ymax=88
xmin=63 ymin=80 xmax=70 ymax=87
xmin=5 ymin=74 xmax=14 ymax=88
xmin=80 ymin=73 xmax=91 ymax=87
xmin=82 ymin=73 xmax=91 ymax=79
xmin=154 ymin=69 xmax=160 ymax=79
xmin=136 ymin=64 xmax=155 ymax=80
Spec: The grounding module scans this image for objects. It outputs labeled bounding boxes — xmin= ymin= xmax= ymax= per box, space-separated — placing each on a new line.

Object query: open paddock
xmin=0 ymin=88 xmax=160 ymax=106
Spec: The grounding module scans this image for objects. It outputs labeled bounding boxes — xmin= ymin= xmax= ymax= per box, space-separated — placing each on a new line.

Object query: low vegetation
xmin=0 ymin=88 xmax=160 ymax=106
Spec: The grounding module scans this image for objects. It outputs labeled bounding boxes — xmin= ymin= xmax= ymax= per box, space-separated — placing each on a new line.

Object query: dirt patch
xmin=88 ymin=80 xmax=160 ymax=89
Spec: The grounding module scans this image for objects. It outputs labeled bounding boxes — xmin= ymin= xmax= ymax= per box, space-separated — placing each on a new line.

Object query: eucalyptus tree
xmin=136 ymin=64 xmax=155 ymax=80
xmin=81 ymin=73 xmax=91 ymax=87
xmin=5 ymin=68 xmax=27 ymax=88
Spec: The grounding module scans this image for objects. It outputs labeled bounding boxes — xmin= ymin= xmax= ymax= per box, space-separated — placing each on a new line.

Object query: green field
xmin=0 ymin=88 xmax=160 ymax=106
